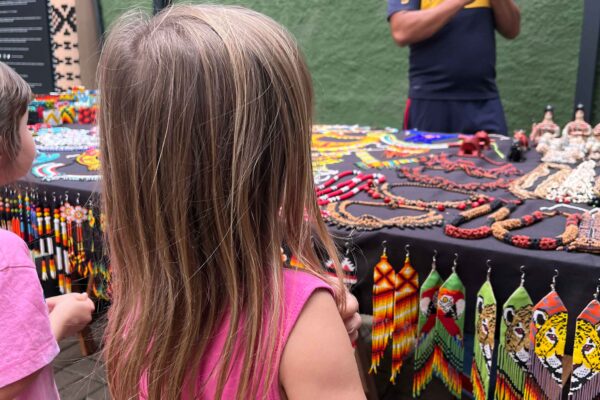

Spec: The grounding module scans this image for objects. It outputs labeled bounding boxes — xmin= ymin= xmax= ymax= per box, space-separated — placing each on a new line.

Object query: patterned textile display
xmin=370 ymin=243 xmax=396 ymax=374
xmin=434 ymin=268 xmax=466 ymax=399
xmin=569 ymin=298 xmax=600 ymax=400
xmin=494 ymin=285 xmax=533 ymax=400
xmin=523 ymin=289 xmax=568 ymax=400
xmin=471 ymin=278 xmax=497 ymax=400
xmin=50 ymin=0 xmax=81 ymax=91
xmin=413 ymin=261 xmax=443 ymax=397
xmin=59 ymin=105 xmax=76 ymax=124
xmin=43 ymin=109 xmax=61 ymax=125
xmin=390 ymin=248 xmax=419 ymax=383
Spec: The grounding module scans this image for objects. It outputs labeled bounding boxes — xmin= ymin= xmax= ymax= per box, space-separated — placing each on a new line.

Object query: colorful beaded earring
xmin=471 ymin=261 xmax=497 ymax=400
xmin=390 ymin=244 xmax=418 ymax=384
xmin=434 ymin=254 xmax=466 ymax=399
xmin=494 ymin=266 xmax=533 ymax=400
xmin=569 ymin=278 xmax=600 ymax=400
xmin=523 ymin=270 xmax=568 ymax=400
xmin=370 ymin=241 xmax=396 ymax=374
xmin=325 ymin=241 xmax=357 ymax=288
xmin=413 ymin=250 xmax=443 ymax=398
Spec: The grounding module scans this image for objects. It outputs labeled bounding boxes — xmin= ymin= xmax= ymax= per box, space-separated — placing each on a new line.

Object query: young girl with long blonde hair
xmin=99 ymin=5 xmax=365 ymax=399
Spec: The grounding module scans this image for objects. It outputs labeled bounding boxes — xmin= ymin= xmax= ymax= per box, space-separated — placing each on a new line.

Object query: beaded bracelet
xmin=368 ymin=181 xmax=490 ymax=211
xmin=444 ymin=199 xmax=518 ymax=239
xmin=568 ymin=212 xmax=600 ymax=253
xmin=322 ymin=200 xmax=443 ymax=231
xmin=491 ymin=211 xmax=580 ymax=250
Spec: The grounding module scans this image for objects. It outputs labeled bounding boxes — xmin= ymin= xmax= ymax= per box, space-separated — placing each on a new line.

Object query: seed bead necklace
xmin=568 ymin=212 xmax=600 ymax=253
xmin=419 ymin=153 xmax=522 ymax=178
xmin=444 ymin=199 xmax=519 ymax=239
xmin=491 ymin=210 xmax=580 ymax=250
xmin=367 ymin=181 xmax=490 ymax=211
xmin=399 ymin=167 xmax=513 ymax=192
xmin=322 ymin=200 xmax=443 ymax=231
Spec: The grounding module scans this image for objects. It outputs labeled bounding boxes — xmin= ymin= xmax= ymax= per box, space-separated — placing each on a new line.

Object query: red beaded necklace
xmin=367 ymin=181 xmax=491 ymax=211
xmin=419 ymin=153 xmax=522 ymax=179
xmin=399 ymin=167 xmax=514 ymax=191
xmin=444 ymin=199 xmax=518 ymax=239
xmin=316 ymin=170 xmax=386 ymax=206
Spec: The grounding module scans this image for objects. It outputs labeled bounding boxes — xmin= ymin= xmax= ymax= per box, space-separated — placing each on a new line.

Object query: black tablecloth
xmin=22 ymin=136 xmax=600 ymax=348
xmin=326 ymin=141 xmax=599 ymax=348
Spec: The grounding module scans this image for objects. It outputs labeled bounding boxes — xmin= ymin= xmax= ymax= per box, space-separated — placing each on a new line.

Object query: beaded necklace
xmin=491 ymin=210 xmax=580 ymax=250
xmin=367 ymin=181 xmax=490 ymax=211
xmin=419 ymin=153 xmax=522 ymax=179
xmin=508 ymin=163 xmax=571 ymax=200
xmin=399 ymin=167 xmax=513 ymax=192
xmin=32 ymin=161 xmax=101 ymax=182
xmin=34 ymin=127 xmax=98 ymax=151
xmin=568 ymin=211 xmax=600 ymax=253
xmin=355 ymin=150 xmax=419 ymax=170
xmin=315 ymin=170 xmax=386 ymax=206
xmin=323 ymin=200 xmax=443 ymax=231
xmin=444 ymin=200 xmax=518 ymax=239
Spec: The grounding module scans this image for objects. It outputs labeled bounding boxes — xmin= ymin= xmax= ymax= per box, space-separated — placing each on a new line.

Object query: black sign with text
xmin=0 ymin=0 xmax=54 ymax=93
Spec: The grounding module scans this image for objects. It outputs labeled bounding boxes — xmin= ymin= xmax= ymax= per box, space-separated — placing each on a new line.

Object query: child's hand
xmin=46 ymin=292 xmax=85 ymax=313
xmin=49 ymin=292 xmax=95 ymax=341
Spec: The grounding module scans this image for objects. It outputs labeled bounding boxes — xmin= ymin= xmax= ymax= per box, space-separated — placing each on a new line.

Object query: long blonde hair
xmin=98 ymin=5 xmax=342 ymax=399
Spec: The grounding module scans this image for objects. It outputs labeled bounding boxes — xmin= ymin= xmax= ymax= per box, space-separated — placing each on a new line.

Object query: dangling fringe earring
xmin=569 ymin=278 xmax=600 ymax=400
xmin=494 ymin=266 xmax=533 ymax=400
xmin=390 ymin=244 xmax=418 ymax=384
xmin=433 ymin=253 xmax=466 ymax=399
xmin=370 ymin=240 xmax=396 ymax=374
xmin=523 ymin=269 xmax=567 ymax=400
xmin=413 ymin=250 xmax=443 ymax=397
xmin=471 ymin=261 xmax=497 ymax=400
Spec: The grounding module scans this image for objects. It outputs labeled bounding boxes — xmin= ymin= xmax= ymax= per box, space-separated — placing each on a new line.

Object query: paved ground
xmin=53 ymin=320 xmax=110 ymax=400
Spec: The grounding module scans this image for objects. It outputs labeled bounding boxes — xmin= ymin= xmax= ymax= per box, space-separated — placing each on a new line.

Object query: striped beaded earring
xmin=390 ymin=244 xmax=418 ymax=384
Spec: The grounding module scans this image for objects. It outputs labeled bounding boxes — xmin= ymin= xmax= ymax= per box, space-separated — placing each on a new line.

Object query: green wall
xmin=99 ymin=0 xmax=594 ymax=131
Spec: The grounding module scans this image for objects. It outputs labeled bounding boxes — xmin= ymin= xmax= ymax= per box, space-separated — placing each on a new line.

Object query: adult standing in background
xmin=388 ymin=0 xmax=520 ymax=135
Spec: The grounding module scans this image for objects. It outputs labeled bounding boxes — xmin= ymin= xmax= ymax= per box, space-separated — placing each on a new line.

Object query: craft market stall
xmin=11 ymin=92 xmax=600 ymax=399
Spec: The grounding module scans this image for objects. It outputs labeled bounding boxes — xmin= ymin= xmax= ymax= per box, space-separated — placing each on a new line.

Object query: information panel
xmin=0 ymin=0 xmax=54 ymax=93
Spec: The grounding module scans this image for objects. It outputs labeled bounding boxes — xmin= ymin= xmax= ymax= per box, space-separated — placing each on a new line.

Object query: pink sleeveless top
xmin=140 ymin=269 xmax=333 ymax=400
xmin=188 ymin=268 xmax=332 ymax=399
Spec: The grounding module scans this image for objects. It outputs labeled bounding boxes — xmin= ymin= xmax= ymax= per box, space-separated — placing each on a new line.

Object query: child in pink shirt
xmin=0 ymin=62 xmax=95 ymax=400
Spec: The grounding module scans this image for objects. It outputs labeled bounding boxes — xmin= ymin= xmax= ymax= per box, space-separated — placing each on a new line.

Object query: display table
xmin=324 ymin=143 xmax=599 ymax=346
xmin=21 ymin=131 xmax=600 ymax=342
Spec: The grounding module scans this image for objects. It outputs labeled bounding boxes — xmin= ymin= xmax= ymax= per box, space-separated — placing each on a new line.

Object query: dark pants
xmin=404 ymin=97 xmax=508 ymax=135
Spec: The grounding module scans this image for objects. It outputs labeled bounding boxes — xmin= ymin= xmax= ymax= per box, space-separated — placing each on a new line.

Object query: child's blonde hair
xmin=0 ymin=63 xmax=31 ymax=160
xmin=98 ymin=5 xmax=343 ymax=399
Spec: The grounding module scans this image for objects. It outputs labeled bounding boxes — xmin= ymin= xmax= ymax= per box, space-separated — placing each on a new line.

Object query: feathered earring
xmin=494 ymin=266 xmax=533 ymax=400
xmin=370 ymin=240 xmax=396 ymax=374
xmin=413 ymin=250 xmax=443 ymax=397
xmin=569 ymin=278 xmax=600 ymax=400
xmin=390 ymin=244 xmax=418 ymax=384
xmin=433 ymin=253 xmax=466 ymax=399
xmin=523 ymin=269 xmax=567 ymax=400
xmin=471 ymin=260 xmax=497 ymax=400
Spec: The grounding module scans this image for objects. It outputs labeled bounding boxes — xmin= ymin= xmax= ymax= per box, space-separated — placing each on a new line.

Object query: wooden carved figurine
xmin=531 ymin=105 xmax=560 ymax=146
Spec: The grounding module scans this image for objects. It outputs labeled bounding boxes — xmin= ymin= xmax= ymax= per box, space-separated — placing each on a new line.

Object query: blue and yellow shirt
xmin=388 ymin=0 xmax=499 ymax=100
